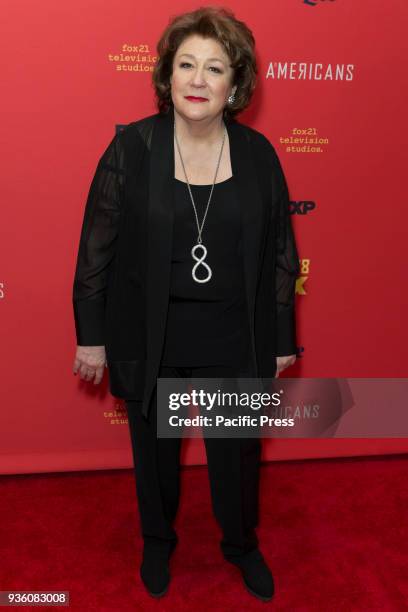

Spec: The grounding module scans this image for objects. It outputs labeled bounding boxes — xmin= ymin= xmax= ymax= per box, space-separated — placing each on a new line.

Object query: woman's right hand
xmin=73 ymin=345 xmax=106 ymax=385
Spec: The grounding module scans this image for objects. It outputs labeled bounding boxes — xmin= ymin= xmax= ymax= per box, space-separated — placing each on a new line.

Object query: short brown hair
xmin=152 ymin=6 xmax=258 ymax=120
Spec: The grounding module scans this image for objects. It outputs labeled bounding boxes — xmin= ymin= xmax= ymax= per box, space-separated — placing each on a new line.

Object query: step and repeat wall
xmin=1 ymin=0 xmax=407 ymax=473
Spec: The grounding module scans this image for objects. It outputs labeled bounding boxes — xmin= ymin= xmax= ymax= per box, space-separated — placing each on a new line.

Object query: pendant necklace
xmin=174 ymin=118 xmax=227 ymax=284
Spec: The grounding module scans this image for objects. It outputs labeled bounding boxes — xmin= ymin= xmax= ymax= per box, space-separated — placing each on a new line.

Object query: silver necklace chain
xmin=174 ymin=119 xmax=227 ymax=283
xmin=174 ymin=119 xmax=227 ymax=244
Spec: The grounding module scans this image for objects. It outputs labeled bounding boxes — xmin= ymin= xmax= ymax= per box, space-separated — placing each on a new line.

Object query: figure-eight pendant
xmin=191 ymin=240 xmax=212 ymax=283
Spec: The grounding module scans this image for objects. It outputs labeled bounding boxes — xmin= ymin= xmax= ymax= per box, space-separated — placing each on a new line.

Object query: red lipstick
xmin=185 ymin=96 xmax=208 ymax=102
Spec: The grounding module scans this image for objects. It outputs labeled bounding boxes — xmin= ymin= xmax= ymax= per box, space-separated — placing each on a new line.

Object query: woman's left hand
xmin=275 ymin=355 xmax=296 ymax=377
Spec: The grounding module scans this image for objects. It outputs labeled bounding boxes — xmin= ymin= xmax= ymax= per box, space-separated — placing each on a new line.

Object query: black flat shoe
xmin=140 ymin=540 xmax=177 ymax=598
xmin=226 ymin=548 xmax=274 ymax=602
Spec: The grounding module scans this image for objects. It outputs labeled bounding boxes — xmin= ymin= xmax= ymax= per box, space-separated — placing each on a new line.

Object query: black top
xmin=161 ymin=176 xmax=251 ymax=367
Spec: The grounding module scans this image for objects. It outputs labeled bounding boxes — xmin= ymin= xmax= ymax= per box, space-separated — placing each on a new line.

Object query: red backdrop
xmin=1 ymin=0 xmax=407 ymax=474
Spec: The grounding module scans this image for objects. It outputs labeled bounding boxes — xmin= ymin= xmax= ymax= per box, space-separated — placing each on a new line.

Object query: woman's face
xmin=170 ymin=34 xmax=237 ymax=123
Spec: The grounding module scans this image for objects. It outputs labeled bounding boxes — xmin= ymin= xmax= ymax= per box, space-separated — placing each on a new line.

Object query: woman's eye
xmin=179 ymin=62 xmax=222 ymax=74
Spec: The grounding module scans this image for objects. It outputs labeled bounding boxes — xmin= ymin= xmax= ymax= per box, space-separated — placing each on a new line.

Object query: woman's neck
xmin=173 ymin=107 xmax=226 ymax=148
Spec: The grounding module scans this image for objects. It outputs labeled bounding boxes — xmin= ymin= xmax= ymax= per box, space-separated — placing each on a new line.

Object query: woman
xmin=72 ymin=6 xmax=300 ymax=602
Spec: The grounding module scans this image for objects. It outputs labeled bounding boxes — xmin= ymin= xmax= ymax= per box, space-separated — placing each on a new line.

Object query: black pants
xmin=125 ymin=364 xmax=262 ymax=562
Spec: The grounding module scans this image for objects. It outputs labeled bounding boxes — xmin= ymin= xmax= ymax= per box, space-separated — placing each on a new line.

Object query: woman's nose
xmin=190 ymin=68 xmax=207 ymax=86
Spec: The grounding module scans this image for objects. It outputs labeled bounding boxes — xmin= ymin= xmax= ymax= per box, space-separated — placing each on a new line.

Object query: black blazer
xmin=72 ymin=105 xmax=300 ymax=418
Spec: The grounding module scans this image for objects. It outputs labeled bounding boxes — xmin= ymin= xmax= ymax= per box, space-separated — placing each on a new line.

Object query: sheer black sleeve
xmin=268 ymin=144 xmax=301 ymax=357
xmin=72 ymin=132 xmax=125 ymax=346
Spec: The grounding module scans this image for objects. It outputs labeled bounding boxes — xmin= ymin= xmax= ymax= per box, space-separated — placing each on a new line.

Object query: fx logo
xmin=290 ymin=201 xmax=316 ymax=215
xmin=303 ymin=0 xmax=335 ymax=6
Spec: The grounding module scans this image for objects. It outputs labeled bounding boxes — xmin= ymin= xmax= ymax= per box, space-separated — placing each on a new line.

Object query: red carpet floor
xmin=1 ymin=454 xmax=407 ymax=611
